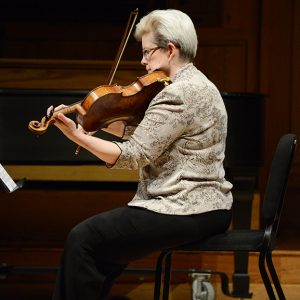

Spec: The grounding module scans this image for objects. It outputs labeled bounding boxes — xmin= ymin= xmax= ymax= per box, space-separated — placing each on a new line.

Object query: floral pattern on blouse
xmin=110 ymin=63 xmax=233 ymax=215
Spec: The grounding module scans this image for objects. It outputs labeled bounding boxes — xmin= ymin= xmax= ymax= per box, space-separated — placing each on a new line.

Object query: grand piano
xmin=0 ymin=88 xmax=264 ymax=298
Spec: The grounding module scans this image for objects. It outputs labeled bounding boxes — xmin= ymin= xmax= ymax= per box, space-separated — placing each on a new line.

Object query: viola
xmin=28 ymin=9 xmax=171 ymax=155
xmin=28 ymin=71 xmax=171 ymax=135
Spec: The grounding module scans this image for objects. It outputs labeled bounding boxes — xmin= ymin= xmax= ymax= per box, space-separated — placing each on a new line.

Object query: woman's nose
xmin=141 ymin=56 xmax=147 ymax=66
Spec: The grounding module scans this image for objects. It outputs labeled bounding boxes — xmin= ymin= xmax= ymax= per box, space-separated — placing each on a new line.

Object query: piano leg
xmin=230 ymin=175 xmax=256 ymax=298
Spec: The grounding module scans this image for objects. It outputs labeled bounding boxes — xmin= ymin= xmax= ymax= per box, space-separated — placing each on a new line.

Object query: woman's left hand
xmin=54 ymin=113 xmax=86 ymax=143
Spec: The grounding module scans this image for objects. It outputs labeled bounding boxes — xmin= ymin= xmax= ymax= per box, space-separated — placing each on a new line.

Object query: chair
xmin=153 ymin=133 xmax=297 ymax=300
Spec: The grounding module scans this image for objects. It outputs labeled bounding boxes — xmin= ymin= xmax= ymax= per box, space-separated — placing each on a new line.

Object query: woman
xmin=52 ymin=9 xmax=233 ymax=300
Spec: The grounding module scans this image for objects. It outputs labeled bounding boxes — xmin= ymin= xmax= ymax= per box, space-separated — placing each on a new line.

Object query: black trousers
xmin=52 ymin=206 xmax=231 ymax=300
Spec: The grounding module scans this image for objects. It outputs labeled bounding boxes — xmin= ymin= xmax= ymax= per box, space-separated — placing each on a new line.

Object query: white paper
xmin=0 ymin=163 xmax=18 ymax=193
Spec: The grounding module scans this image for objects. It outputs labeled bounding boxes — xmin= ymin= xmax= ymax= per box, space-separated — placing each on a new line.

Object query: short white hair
xmin=134 ymin=9 xmax=198 ymax=62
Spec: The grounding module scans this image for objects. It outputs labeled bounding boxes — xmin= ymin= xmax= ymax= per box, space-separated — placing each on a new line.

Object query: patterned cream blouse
xmin=110 ymin=63 xmax=233 ymax=215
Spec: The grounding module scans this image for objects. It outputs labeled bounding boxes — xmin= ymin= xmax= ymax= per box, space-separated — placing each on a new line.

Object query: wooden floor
xmin=108 ymin=282 xmax=300 ymax=299
xmin=1 ymin=249 xmax=300 ymax=299
xmin=1 ymin=281 xmax=300 ymax=300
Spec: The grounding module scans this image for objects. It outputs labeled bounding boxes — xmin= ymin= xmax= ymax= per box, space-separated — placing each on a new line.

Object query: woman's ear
xmin=167 ymin=42 xmax=178 ymax=60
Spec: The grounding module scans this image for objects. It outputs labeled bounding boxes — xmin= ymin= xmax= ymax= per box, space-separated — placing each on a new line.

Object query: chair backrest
xmin=262 ymin=133 xmax=297 ymax=232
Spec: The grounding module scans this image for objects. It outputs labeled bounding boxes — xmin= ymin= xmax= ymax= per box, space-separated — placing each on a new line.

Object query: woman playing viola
xmin=52 ymin=9 xmax=233 ymax=300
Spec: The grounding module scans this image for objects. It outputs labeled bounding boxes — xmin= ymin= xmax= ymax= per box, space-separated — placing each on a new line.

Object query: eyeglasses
xmin=142 ymin=46 xmax=161 ymax=60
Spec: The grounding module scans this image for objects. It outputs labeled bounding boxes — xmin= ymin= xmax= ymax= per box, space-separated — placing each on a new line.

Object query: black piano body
xmin=0 ymin=89 xmax=264 ymax=167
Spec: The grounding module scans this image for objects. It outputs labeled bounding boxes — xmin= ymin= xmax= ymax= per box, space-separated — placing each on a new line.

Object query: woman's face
xmin=141 ymin=32 xmax=170 ymax=75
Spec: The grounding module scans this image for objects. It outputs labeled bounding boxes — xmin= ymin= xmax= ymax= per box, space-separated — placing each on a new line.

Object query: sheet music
xmin=0 ymin=163 xmax=18 ymax=192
